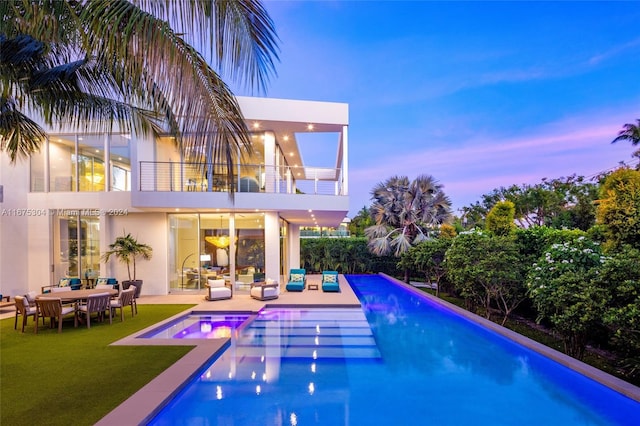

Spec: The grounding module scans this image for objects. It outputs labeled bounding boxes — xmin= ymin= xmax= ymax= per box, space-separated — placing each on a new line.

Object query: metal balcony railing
xmin=139 ymin=162 xmax=344 ymax=196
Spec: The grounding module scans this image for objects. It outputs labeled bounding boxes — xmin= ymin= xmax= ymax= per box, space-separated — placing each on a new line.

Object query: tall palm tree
xmin=365 ymin=175 xmax=452 ymax=257
xmin=365 ymin=175 xmax=452 ymax=283
xmin=0 ymin=0 xmax=278 ymax=191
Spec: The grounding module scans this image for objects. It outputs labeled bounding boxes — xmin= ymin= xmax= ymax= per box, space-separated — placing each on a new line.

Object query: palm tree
xmin=101 ymin=233 xmax=153 ymax=283
xmin=612 ymin=119 xmax=640 ymax=146
xmin=0 ymin=0 xmax=278 ymax=191
xmin=612 ymin=119 xmax=640 ymax=163
xmin=365 ymin=174 xmax=452 ymax=261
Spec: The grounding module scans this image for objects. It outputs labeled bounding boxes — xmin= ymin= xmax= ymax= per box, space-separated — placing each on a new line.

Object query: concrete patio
xmin=0 ymin=274 xmax=360 ymax=320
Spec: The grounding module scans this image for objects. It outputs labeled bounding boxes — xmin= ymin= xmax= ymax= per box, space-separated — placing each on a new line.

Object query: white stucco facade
xmin=0 ymin=97 xmax=349 ymax=297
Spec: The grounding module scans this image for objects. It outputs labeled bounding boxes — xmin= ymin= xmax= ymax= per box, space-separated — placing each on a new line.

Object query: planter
xmin=123 ymin=280 xmax=143 ymax=298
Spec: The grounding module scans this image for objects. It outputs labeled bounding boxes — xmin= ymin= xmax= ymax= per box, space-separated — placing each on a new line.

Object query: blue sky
xmin=232 ymin=1 xmax=640 ymax=217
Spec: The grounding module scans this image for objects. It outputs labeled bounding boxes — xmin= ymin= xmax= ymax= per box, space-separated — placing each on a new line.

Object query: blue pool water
xmin=148 ymin=275 xmax=640 ymax=425
xmin=140 ymin=313 xmax=251 ymax=339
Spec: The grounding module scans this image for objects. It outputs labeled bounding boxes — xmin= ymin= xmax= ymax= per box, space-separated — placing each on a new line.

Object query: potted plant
xmin=101 ymin=232 xmax=152 ymax=298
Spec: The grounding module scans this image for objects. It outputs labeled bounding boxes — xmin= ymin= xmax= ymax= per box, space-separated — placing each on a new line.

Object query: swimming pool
xmin=140 ymin=312 xmax=252 ymax=339
xmin=147 ymin=274 xmax=640 ymax=425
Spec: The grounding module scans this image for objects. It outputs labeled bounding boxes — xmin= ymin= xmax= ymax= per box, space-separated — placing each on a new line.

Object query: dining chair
xmin=95 ymin=284 xmax=113 ymax=290
xmin=131 ymin=291 xmax=138 ymax=315
xmin=51 ymin=286 xmax=72 ymax=293
xmin=77 ymin=292 xmax=112 ymax=328
xmin=14 ymin=295 xmax=37 ymax=333
xmin=35 ymin=297 xmax=77 ymax=333
xmin=110 ymin=287 xmax=136 ymax=322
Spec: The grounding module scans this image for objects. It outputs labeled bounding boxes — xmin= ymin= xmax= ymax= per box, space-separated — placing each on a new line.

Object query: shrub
xmin=445 ymin=229 xmax=526 ymax=323
xmin=526 ymin=236 xmax=609 ymax=359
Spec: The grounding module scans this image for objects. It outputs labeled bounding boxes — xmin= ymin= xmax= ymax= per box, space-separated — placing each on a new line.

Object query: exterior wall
xmin=288 ymin=224 xmax=301 ymax=270
xmin=0 ymin=155 xmax=30 ymax=297
xmin=104 ymin=213 xmax=168 ymax=295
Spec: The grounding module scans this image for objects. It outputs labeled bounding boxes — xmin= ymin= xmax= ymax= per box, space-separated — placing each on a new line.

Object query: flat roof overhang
xmin=130 ymin=191 xmax=349 ymax=228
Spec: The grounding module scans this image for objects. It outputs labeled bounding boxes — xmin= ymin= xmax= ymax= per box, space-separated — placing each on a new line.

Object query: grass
xmin=0 ymin=304 xmax=196 ymax=426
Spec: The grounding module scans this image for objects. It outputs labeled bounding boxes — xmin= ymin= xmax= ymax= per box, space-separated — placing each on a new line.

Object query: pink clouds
xmin=348 ymin=110 xmax=639 ymax=214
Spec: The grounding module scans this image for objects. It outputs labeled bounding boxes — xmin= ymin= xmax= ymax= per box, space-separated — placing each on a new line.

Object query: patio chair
xmin=95 ymin=278 xmax=114 ymax=288
xmin=14 ymin=295 xmax=37 ymax=333
xmin=59 ymin=278 xmax=82 ymax=290
xmin=250 ymin=279 xmax=279 ymax=301
xmin=77 ymin=292 xmax=112 ymax=328
xmin=35 ymin=297 xmax=78 ymax=333
xmin=321 ymin=271 xmax=340 ymax=292
xmin=286 ymin=268 xmax=306 ymax=292
xmin=205 ymin=279 xmax=232 ymax=301
xmin=110 ymin=287 xmax=136 ymax=322
xmin=95 ymin=284 xmax=113 ymax=290
xmin=51 ymin=286 xmax=72 ymax=293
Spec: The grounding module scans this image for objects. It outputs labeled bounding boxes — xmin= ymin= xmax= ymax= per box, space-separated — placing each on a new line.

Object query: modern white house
xmin=0 ymin=96 xmax=349 ymax=297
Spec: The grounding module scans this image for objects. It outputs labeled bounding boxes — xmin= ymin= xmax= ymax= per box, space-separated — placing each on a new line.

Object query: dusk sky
xmin=233 ymin=1 xmax=640 ymax=217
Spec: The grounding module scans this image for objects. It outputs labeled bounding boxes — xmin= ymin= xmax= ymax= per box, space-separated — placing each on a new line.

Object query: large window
xmin=49 ymin=136 xmax=76 ymax=191
xmin=168 ymin=213 xmax=265 ymax=293
xmin=110 ymin=134 xmax=131 ymax=191
xmin=30 ymin=148 xmax=45 ymax=192
xmin=53 ymin=212 xmax=100 ymax=283
xmin=78 ymin=135 xmax=106 ymax=192
xmin=234 ymin=213 xmax=265 ymax=286
xmin=169 ymin=214 xmax=200 ymax=291
xmin=39 ymin=133 xmax=131 ymax=192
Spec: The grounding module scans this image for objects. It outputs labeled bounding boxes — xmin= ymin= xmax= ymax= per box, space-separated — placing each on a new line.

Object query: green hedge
xmin=300 ymin=237 xmax=400 ymax=276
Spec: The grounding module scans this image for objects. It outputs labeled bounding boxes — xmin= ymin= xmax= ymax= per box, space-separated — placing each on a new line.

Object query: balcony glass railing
xmin=139 ymin=162 xmax=344 ymax=196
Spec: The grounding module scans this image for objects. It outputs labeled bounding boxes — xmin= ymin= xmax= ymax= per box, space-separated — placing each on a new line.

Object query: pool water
xmin=148 ymin=275 xmax=640 ymax=425
xmin=140 ymin=313 xmax=251 ymax=339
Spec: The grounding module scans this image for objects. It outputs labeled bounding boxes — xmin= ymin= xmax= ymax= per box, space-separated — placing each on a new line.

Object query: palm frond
xmin=0 ymin=96 xmax=46 ymax=162
xmin=367 ymin=236 xmax=391 ymax=256
xmin=132 ymin=0 xmax=279 ymax=92
xmin=391 ymin=233 xmax=412 ymax=257
xmin=0 ymin=0 xmax=81 ymax=44
xmin=81 ymin=0 xmax=254 ymax=192
xmin=612 ymin=119 xmax=640 ymax=146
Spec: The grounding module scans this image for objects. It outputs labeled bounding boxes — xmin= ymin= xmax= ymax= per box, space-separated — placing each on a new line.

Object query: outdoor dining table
xmin=36 ymin=288 xmax=118 ymax=303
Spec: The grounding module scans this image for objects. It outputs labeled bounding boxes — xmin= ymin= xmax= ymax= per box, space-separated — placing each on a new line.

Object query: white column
xmin=104 ymin=134 xmax=111 ymax=192
xmin=289 ymin=224 xmax=301 ymax=269
xmin=264 ymin=131 xmax=276 ymax=193
xmin=342 ymin=125 xmax=349 ymax=195
xmin=263 ymin=212 xmax=280 ymax=284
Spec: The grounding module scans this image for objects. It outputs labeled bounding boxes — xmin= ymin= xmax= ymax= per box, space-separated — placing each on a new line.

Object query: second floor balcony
xmin=139 ymin=161 xmax=345 ymax=196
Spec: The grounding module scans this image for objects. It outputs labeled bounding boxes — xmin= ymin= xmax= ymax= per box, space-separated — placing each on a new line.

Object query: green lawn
xmin=0 ymin=305 xmax=196 ymax=426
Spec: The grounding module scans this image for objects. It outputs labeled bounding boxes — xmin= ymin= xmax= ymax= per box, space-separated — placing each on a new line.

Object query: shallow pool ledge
xmin=381 ymin=273 xmax=640 ymax=403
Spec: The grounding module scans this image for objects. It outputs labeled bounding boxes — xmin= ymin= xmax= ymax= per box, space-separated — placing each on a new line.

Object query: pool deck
xmin=95 ymin=274 xmax=359 ymax=426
